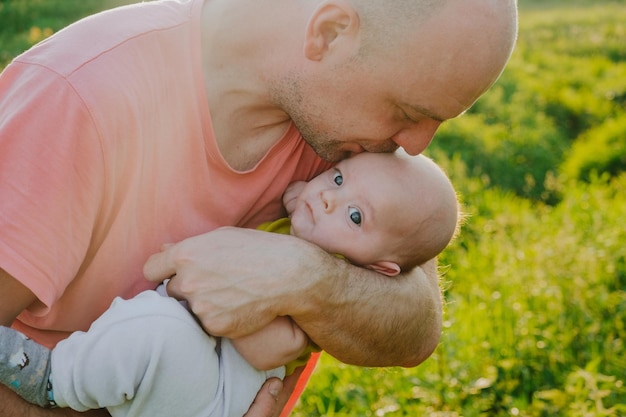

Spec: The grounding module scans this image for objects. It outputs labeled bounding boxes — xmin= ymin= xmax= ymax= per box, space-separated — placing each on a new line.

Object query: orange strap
xmin=279 ymin=352 xmax=320 ymax=417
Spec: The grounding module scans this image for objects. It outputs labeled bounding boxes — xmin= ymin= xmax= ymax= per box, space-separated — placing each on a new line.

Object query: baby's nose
xmin=320 ymin=190 xmax=336 ymax=212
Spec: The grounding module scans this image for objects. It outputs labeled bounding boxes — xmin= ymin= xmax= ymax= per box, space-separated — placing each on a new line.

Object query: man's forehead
xmin=391 ymin=1 xmax=513 ymax=117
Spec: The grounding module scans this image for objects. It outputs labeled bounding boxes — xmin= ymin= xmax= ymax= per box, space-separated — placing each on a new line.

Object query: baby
xmin=0 ymin=151 xmax=460 ymax=417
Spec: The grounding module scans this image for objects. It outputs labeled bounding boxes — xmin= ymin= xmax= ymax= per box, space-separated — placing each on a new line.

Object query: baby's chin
xmin=290 ymin=202 xmax=314 ymax=237
xmin=288 ymin=211 xmax=308 ymax=239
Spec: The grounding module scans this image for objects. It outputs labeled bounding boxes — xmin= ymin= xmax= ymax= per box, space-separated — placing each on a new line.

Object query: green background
xmin=1 ymin=1 xmax=624 ymax=415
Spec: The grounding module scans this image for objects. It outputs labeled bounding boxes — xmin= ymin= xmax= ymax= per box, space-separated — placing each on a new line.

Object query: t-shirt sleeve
xmin=0 ymin=62 xmax=104 ymax=311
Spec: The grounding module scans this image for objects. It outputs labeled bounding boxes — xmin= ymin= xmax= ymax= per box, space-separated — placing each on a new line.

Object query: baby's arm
xmin=231 ymin=316 xmax=310 ymax=371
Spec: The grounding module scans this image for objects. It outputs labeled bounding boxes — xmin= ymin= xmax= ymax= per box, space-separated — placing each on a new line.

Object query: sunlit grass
xmin=294 ymin=2 xmax=626 ymax=415
xmin=294 ymin=168 xmax=626 ymax=416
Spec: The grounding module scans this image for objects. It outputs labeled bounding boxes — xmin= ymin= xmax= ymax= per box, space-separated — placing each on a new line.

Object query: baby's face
xmin=289 ymin=153 xmax=419 ymax=267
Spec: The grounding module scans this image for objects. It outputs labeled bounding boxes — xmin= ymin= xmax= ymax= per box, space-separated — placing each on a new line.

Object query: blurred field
xmin=1 ymin=1 xmax=625 ymax=416
xmin=295 ymin=1 xmax=626 ymax=416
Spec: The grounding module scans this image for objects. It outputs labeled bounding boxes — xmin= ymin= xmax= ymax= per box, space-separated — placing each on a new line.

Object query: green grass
xmin=294 ymin=2 xmax=626 ymax=416
xmin=429 ymin=2 xmax=626 ymax=203
xmin=294 ymin=172 xmax=626 ymax=417
xmin=1 ymin=1 xmax=624 ymax=416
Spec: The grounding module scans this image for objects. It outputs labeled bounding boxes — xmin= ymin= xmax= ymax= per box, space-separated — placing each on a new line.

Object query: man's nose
xmin=392 ymin=119 xmax=441 ymax=155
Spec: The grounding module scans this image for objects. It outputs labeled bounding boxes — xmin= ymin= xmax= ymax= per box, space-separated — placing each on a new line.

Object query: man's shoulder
xmin=14 ymin=0 xmax=197 ymax=78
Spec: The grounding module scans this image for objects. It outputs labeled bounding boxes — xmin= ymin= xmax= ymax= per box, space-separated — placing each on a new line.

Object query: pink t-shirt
xmin=0 ymin=0 xmax=331 ymax=348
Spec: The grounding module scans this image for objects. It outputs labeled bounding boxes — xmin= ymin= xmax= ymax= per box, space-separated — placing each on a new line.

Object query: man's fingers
xmin=243 ymin=378 xmax=283 ymax=417
xmin=143 ymin=248 xmax=177 ymax=283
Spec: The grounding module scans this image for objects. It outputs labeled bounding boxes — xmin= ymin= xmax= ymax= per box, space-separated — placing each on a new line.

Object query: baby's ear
xmin=367 ymin=261 xmax=401 ymax=277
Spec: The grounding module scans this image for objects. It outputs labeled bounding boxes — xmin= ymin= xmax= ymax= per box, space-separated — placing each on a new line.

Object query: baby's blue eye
xmin=348 ymin=207 xmax=362 ymax=225
xmin=333 ymin=172 xmax=343 ymax=186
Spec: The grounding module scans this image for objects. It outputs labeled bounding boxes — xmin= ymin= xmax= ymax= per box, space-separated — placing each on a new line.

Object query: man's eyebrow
xmin=404 ymin=103 xmax=446 ymax=123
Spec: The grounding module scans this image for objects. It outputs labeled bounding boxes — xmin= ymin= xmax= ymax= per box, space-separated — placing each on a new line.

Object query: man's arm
xmin=0 ymin=270 xmax=112 ymax=417
xmin=0 ymin=268 xmax=37 ymax=327
xmin=144 ymin=227 xmax=442 ymax=367
xmin=243 ymin=370 xmax=303 ymax=417
xmin=0 ymin=385 xmax=110 ymax=417
xmin=290 ymin=253 xmax=441 ymax=367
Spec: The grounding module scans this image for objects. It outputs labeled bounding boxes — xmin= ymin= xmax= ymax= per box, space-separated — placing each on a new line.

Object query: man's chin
xmin=315 ymin=148 xmax=355 ymax=163
xmin=327 ymin=152 xmax=353 ymax=163
xmin=316 ymin=145 xmax=399 ymax=162
xmin=302 ymin=138 xmax=350 ymax=162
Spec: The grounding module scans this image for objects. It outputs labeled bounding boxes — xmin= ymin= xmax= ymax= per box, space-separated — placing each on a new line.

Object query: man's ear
xmin=367 ymin=261 xmax=401 ymax=277
xmin=304 ymin=0 xmax=360 ymax=61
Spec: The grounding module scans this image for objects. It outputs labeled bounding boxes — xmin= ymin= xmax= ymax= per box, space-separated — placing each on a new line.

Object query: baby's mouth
xmin=305 ymin=201 xmax=315 ymax=224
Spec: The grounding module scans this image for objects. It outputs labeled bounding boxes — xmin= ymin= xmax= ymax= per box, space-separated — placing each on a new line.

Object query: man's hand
xmin=242 ymin=378 xmax=282 ymax=417
xmin=144 ymin=226 xmax=443 ymax=367
xmin=0 ymin=384 xmax=110 ymax=417
xmin=143 ymin=227 xmax=316 ymax=339
xmin=243 ymin=368 xmax=303 ymax=417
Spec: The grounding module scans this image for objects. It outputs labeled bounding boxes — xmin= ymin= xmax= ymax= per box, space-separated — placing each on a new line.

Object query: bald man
xmin=0 ymin=0 xmax=517 ymax=416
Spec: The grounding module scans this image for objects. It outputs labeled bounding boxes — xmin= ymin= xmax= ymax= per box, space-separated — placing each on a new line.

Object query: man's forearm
xmin=143 ymin=227 xmax=442 ymax=367
xmin=0 ymin=384 xmax=56 ymax=417
xmin=288 ymin=253 xmax=442 ymax=368
xmin=0 ymin=385 xmax=110 ymax=417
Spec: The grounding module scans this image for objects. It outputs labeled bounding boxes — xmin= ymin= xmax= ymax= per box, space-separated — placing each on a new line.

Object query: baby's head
xmin=289 ymin=151 xmax=459 ymax=276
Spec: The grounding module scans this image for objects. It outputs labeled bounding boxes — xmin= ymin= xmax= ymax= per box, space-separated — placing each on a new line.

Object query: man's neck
xmin=200 ymin=0 xmax=295 ymax=171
